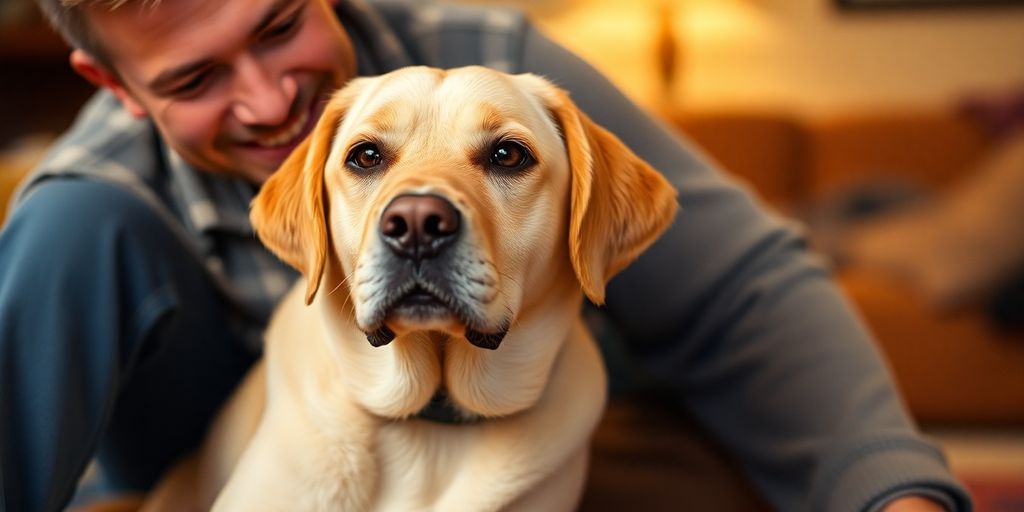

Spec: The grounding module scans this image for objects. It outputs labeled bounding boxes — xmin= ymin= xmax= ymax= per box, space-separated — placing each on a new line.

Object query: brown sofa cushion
xmin=806 ymin=112 xmax=989 ymax=199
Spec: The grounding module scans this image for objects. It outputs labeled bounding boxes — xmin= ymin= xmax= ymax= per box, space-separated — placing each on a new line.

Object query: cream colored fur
xmin=142 ymin=66 xmax=677 ymax=512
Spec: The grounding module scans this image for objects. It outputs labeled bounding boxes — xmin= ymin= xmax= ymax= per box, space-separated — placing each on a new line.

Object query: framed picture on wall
xmin=837 ymin=0 xmax=1024 ymax=7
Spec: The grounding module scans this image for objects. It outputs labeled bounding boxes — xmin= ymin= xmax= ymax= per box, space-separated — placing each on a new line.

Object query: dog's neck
xmin=414 ymin=389 xmax=477 ymax=423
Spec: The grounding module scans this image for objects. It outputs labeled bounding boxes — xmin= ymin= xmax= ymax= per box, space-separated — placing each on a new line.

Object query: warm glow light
xmin=529 ymin=0 xmax=668 ymax=110
xmin=460 ymin=0 xmax=1024 ymax=116
xmin=683 ymin=0 xmax=768 ymax=44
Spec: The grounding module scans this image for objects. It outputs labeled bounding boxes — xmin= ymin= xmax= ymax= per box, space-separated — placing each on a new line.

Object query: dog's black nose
xmin=380 ymin=194 xmax=461 ymax=260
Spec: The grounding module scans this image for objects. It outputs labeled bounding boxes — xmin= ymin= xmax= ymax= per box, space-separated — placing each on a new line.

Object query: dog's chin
xmin=362 ymin=288 xmax=509 ymax=350
xmin=383 ymin=288 xmax=464 ymax=338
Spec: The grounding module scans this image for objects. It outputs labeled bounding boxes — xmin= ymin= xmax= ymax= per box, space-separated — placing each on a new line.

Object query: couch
xmin=0 ymin=169 xmax=20 ymax=226
xmin=672 ymin=109 xmax=1024 ymax=426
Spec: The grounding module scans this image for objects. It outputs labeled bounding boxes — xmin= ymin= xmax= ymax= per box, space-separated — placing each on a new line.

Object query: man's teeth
xmin=256 ymin=108 xmax=310 ymax=148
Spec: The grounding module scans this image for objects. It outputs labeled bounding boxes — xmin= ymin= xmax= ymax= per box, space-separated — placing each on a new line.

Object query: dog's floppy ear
xmin=544 ymin=86 xmax=679 ymax=305
xmin=250 ymin=88 xmax=353 ymax=305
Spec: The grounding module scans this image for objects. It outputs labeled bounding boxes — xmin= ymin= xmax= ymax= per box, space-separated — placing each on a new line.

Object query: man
xmin=0 ymin=0 xmax=968 ymax=511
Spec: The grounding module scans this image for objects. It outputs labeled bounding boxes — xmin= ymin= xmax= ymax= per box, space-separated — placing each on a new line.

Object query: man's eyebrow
xmin=146 ymin=0 xmax=299 ymax=92
xmin=251 ymin=0 xmax=300 ymax=37
xmin=147 ymin=59 xmax=214 ymax=92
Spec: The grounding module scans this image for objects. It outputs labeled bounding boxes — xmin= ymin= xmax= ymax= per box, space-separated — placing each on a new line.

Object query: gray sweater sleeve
xmin=517 ymin=25 xmax=971 ymax=512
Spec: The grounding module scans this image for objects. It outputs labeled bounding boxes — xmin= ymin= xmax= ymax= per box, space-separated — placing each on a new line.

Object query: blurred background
xmin=2 ymin=0 xmax=1023 ymax=509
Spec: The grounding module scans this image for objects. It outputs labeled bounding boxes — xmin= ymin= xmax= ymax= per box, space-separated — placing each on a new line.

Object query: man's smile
xmin=232 ymin=83 xmax=329 ymax=171
xmin=255 ymin=106 xmax=310 ymax=148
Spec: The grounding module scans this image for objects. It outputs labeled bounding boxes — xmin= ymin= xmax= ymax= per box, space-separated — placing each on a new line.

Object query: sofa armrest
xmin=840 ymin=268 xmax=1024 ymax=425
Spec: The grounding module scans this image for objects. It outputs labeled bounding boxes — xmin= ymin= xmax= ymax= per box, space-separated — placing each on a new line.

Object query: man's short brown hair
xmin=35 ymin=0 xmax=160 ymax=70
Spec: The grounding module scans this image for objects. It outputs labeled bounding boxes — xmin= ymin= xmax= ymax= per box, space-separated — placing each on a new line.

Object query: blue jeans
xmin=0 ymin=180 xmax=259 ymax=512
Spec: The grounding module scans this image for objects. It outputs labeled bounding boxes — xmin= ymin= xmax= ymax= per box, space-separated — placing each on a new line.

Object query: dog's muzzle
xmin=362 ymin=193 xmax=508 ymax=350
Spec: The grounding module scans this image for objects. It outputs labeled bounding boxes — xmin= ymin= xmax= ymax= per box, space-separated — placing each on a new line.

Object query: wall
xmin=470 ymin=0 xmax=671 ymax=112
xmin=467 ymin=0 xmax=1024 ymax=117
xmin=680 ymin=0 xmax=1024 ymax=117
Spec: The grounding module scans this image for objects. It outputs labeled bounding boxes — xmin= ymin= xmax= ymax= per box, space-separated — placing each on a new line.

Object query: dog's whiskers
xmin=328 ymin=272 xmax=353 ymax=297
xmin=325 ymin=272 xmax=358 ymax=314
xmin=504 ymin=304 xmax=520 ymax=330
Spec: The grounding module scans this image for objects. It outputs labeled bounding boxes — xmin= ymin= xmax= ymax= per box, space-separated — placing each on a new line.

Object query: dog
xmin=141 ymin=65 xmax=678 ymax=512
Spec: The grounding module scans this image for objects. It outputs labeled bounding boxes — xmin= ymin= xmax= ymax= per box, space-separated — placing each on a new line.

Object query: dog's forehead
xmin=343 ymin=67 xmax=554 ymax=136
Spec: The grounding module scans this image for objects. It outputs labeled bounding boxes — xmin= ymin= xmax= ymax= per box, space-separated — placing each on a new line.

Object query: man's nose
xmin=230 ymin=53 xmax=296 ymax=127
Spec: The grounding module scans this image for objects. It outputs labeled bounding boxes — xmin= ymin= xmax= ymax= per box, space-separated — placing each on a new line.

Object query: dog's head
xmin=251 ymin=66 xmax=677 ymax=418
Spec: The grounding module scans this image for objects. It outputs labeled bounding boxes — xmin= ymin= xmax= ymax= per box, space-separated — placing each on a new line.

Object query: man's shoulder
xmin=13 ymin=92 xmax=163 ymax=209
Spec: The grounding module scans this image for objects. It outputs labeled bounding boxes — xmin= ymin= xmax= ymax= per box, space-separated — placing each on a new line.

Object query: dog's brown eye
xmin=347 ymin=142 xmax=383 ymax=170
xmin=489 ymin=141 xmax=533 ymax=170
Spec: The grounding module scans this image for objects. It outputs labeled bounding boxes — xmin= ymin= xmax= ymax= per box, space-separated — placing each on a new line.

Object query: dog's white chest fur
xmin=371 ymin=416 xmax=587 ymax=511
xmin=370 ymin=327 xmax=606 ymax=512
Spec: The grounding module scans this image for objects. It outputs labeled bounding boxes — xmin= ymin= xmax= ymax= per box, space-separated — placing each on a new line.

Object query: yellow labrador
xmin=145 ymin=65 xmax=677 ymax=512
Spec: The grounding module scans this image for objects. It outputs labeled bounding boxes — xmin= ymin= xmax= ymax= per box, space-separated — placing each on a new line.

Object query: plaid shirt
xmin=12 ymin=0 xmax=530 ymax=352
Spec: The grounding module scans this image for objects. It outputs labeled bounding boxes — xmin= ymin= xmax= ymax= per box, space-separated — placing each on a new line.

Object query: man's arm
xmin=517 ymin=24 xmax=970 ymax=512
xmin=0 ymin=179 xmax=258 ymax=511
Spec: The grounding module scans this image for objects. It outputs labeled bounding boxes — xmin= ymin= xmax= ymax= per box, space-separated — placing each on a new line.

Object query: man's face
xmin=81 ymin=0 xmax=356 ymax=182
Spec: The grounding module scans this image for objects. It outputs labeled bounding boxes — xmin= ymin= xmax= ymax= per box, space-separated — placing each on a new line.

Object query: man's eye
xmin=347 ymin=142 xmax=384 ymax=170
xmin=489 ymin=140 xmax=534 ymax=170
xmin=170 ymin=70 xmax=213 ymax=96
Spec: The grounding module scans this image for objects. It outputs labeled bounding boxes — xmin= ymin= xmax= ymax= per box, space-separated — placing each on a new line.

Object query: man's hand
xmin=881 ymin=496 xmax=949 ymax=512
